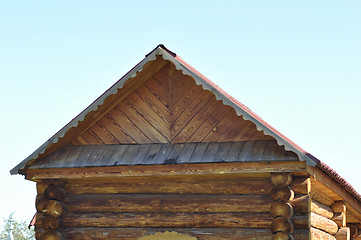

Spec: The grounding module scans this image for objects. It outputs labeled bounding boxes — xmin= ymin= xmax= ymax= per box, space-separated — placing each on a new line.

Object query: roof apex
xmin=11 ymin=45 xmax=318 ymax=175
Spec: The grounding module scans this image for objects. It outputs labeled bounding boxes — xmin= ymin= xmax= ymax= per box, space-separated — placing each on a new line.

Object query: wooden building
xmin=11 ymin=45 xmax=361 ymax=240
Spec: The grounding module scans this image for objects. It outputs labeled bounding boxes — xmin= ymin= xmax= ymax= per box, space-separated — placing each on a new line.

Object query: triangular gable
xmin=11 ymin=45 xmax=317 ymax=175
xmin=71 ymin=61 xmax=273 ymax=145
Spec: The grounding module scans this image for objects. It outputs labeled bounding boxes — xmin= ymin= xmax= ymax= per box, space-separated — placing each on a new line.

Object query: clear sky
xmin=1 ymin=1 xmax=360 ymax=222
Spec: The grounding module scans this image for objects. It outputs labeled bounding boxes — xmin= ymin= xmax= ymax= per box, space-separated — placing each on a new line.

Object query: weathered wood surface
xmin=63 ymin=227 xmax=310 ymax=240
xmin=310 ymin=227 xmax=337 ymax=240
xmin=270 ymin=201 xmax=294 ymax=218
xmin=334 ymin=227 xmax=350 ymax=240
xmin=26 ymin=161 xmax=307 ymax=180
xmin=64 ymin=212 xmax=308 ymax=228
xmin=310 ymin=212 xmax=339 ymax=235
xmin=272 ymin=232 xmax=294 ymax=240
xmin=271 ymin=173 xmax=293 ymax=186
xmin=65 ymin=178 xmax=274 ymax=195
xmin=42 ymin=200 xmax=65 ymax=217
xmin=31 ymin=141 xmax=298 ymax=169
xmin=37 ymin=229 xmax=61 ymax=240
xmin=44 ymin=184 xmax=66 ymax=201
xmin=271 ymin=217 xmax=294 ymax=234
xmin=36 ymin=213 xmax=63 ymax=230
xmin=68 ymin=61 xmax=275 ymax=146
xmin=64 ymin=194 xmax=272 ymax=213
xmin=311 ymin=199 xmax=334 ymax=219
xmin=64 ymin=212 xmax=274 ymax=228
xmin=38 ymin=56 xmax=168 ymax=161
xmin=270 ymin=186 xmax=294 ymax=201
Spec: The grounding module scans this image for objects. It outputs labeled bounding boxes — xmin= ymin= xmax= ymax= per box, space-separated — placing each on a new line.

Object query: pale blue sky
xmin=1 ymin=1 xmax=361 ymax=222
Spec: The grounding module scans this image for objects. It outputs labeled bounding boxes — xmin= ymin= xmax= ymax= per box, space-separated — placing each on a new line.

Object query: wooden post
xmin=270 ymin=173 xmax=294 ymax=239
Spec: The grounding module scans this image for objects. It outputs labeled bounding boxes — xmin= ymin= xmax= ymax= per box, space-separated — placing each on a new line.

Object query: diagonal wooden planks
xmin=72 ymin=61 xmax=274 ymax=145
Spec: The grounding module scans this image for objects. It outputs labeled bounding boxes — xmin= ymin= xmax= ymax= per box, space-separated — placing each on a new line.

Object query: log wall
xmin=34 ymin=175 xmax=311 ymax=240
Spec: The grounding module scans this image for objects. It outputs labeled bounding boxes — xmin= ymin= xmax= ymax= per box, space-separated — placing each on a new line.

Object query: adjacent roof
xmin=10 ymin=44 xmax=320 ymax=175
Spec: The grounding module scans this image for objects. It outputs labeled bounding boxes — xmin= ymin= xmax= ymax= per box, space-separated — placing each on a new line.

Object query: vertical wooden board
xmin=73 ymin=145 xmax=98 ymax=167
xmin=41 ymin=145 xmax=74 ymax=168
xmin=249 ymin=141 xmax=268 ymax=161
xmin=136 ymin=85 xmax=170 ymax=125
xmin=150 ymin=143 xmax=174 ymax=164
xmin=188 ymin=102 xmax=231 ymax=142
xmin=141 ymin=144 xmax=163 ymax=165
xmin=132 ymin=145 xmax=152 ymax=165
xmin=171 ymin=90 xmax=213 ymax=141
xmin=143 ymin=77 xmax=170 ymax=109
xmin=226 ymin=142 xmax=245 ymax=162
xmin=125 ymin=92 xmax=170 ymax=142
xmin=177 ymin=143 xmax=197 ymax=164
xmin=98 ymin=114 xmax=135 ymax=144
xmin=118 ymin=100 xmax=167 ymax=143
xmin=188 ymin=142 xmax=209 ymax=163
xmin=89 ymin=122 xmax=120 ymax=144
xmin=106 ymin=145 xmax=130 ymax=166
xmin=119 ymin=145 xmax=143 ymax=165
xmin=95 ymin=145 xmax=119 ymax=167
xmin=202 ymin=109 xmax=239 ymax=142
xmin=165 ymin=144 xmax=186 ymax=164
xmin=261 ymin=140 xmax=278 ymax=161
xmin=88 ymin=145 xmax=107 ymax=165
xmin=80 ymin=129 xmax=104 ymax=145
xmin=170 ymin=84 xmax=204 ymax=122
xmin=237 ymin=141 xmax=256 ymax=161
xmin=213 ymin=142 xmax=233 ymax=162
xmin=108 ymin=106 xmax=151 ymax=144
xmin=201 ymin=142 xmax=220 ymax=162
xmin=273 ymin=144 xmax=288 ymax=160
xmin=60 ymin=145 xmax=85 ymax=167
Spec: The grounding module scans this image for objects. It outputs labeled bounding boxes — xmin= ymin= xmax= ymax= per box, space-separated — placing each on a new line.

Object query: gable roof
xmin=11 ymin=44 xmax=321 ymax=175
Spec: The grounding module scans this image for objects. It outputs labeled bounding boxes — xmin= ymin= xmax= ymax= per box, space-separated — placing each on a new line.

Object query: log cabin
xmin=11 ymin=45 xmax=361 ymax=240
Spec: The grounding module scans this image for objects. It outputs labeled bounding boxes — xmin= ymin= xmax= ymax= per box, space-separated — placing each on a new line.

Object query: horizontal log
xmin=310 ymin=227 xmax=336 ymax=240
xmin=310 ymin=212 xmax=338 ymax=235
xmin=64 ymin=212 xmax=274 ymax=228
xmin=310 ymin=190 xmax=334 ymax=206
xmin=26 ymin=161 xmax=307 ymax=180
xmin=290 ymin=177 xmax=309 ymax=195
xmin=293 ymin=214 xmax=309 ymax=229
xmin=290 ymin=195 xmax=308 ymax=213
xmin=63 ymin=227 xmax=310 ymax=240
xmin=64 ymin=194 xmax=272 ymax=213
xmin=66 ymin=179 xmax=276 ymax=195
xmin=332 ymin=201 xmax=346 ymax=213
xmin=36 ymin=195 xmax=46 ymax=212
xmin=311 ymin=199 xmax=334 ymax=219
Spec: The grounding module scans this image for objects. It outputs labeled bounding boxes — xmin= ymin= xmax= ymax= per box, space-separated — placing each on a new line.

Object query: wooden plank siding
xmin=71 ymin=61 xmax=274 ymax=145
xmin=30 ymin=140 xmax=298 ymax=168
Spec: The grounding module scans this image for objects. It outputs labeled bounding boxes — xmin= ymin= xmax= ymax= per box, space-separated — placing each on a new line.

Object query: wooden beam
xmin=307 ymin=166 xmax=361 ymax=223
xmin=63 ymin=228 xmax=310 ymax=240
xmin=26 ymin=161 xmax=307 ymax=180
